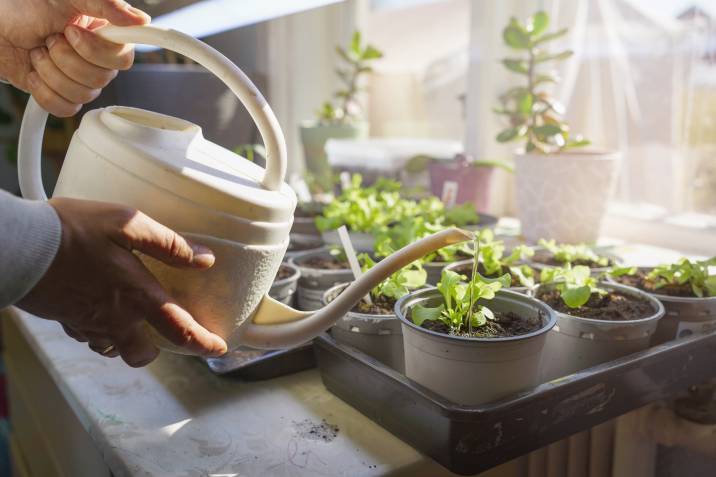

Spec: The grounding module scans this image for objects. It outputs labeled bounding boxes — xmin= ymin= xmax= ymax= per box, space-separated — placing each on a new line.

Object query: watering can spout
xmin=238 ymin=228 xmax=475 ymax=349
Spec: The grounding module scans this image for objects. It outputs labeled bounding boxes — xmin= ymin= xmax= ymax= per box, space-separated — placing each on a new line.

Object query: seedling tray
xmin=315 ymin=331 xmax=716 ymax=475
xmin=204 ymin=342 xmax=315 ymax=380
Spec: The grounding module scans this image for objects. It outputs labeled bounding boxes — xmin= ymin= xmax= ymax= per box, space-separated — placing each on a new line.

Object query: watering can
xmin=17 ymin=25 xmax=472 ymax=354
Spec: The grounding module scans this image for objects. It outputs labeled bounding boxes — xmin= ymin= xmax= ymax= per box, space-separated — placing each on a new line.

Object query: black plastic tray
xmin=315 ymin=331 xmax=716 ymax=475
xmin=204 ymin=342 xmax=315 ymax=380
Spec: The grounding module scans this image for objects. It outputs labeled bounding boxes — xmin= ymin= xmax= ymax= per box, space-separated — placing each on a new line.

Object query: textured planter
xmin=443 ymin=258 xmax=531 ymax=294
xmin=515 ymin=151 xmax=621 ymax=244
xmin=607 ymin=268 xmax=716 ymax=345
xmin=284 ymin=234 xmax=325 ymax=262
xmin=428 ymin=160 xmax=495 ymax=214
xmin=323 ymin=283 xmax=405 ymax=372
xmin=395 ymin=288 xmax=557 ymax=405
xmin=321 ymin=229 xmax=374 ymax=252
xmin=299 ymin=121 xmax=368 ymax=191
xmin=269 ymin=263 xmax=300 ymax=306
xmin=289 ymin=250 xmax=354 ymax=311
xmin=537 ymin=282 xmax=665 ymax=382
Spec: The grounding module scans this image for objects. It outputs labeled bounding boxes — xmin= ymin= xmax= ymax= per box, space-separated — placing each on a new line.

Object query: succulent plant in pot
xmin=608 ymin=257 xmax=716 ymax=345
xmin=535 ymin=265 xmax=664 ymax=381
xmin=395 ymin=268 xmax=556 ymax=405
xmin=322 ymin=256 xmax=427 ymax=372
xmin=300 ymin=31 xmax=383 ymax=193
xmin=529 ymin=239 xmax=619 ymax=273
xmin=289 ymin=247 xmax=353 ymax=311
xmin=495 ymin=11 xmax=620 ymax=244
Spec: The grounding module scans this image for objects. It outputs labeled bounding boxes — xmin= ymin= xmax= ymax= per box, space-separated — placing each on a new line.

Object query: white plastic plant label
xmin=339 ymin=171 xmax=352 ymax=192
xmin=675 ymin=320 xmax=716 ymax=339
xmin=441 ymin=180 xmax=459 ymax=207
xmin=289 ymin=173 xmax=312 ymax=203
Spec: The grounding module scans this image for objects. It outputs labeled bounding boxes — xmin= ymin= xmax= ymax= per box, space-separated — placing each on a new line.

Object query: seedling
xmin=316 ymin=31 xmax=383 ymax=125
xmin=647 ymin=258 xmax=716 ymax=298
xmin=495 ymin=10 xmax=589 ymax=153
xmin=539 ymin=265 xmax=607 ymax=308
xmin=373 ymin=217 xmax=472 ymax=264
xmin=480 ymin=235 xmax=536 ymax=287
xmin=359 ymin=254 xmax=427 ymax=302
xmin=538 ymin=239 xmax=610 ymax=267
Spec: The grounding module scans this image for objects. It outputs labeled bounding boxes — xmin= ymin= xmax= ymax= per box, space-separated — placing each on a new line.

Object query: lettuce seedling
xmin=538 ymin=239 xmax=610 ymax=267
xmin=647 ymin=257 xmax=716 ymax=298
xmin=539 ymin=265 xmax=607 ymax=308
xmin=374 ymin=217 xmax=472 ymax=263
xmin=481 ymin=238 xmax=536 ymax=287
xmin=411 ymin=268 xmax=511 ymax=333
xmin=359 ymin=254 xmax=427 ymax=301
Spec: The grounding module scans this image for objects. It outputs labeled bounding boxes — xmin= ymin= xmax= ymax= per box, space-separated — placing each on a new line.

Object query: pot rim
xmin=322 ymin=282 xmax=398 ymax=319
xmin=395 ymin=287 xmax=557 ymax=344
xmin=273 ymin=263 xmax=300 ymax=287
xmin=526 ymin=246 xmax=621 ymax=272
xmin=289 ymin=250 xmax=351 ymax=273
xmin=605 ymin=268 xmax=716 ymax=304
xmin=534 ymin=281 xmax=666 ymax=325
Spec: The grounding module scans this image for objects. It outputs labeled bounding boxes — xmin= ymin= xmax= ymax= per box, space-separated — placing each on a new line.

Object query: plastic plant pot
xmin=269 ymin=263 xmax=300 ymax=306
xmin=443 ymin=258 xmax=532 ymax=294
xmin=536 ymin=282 xmax=665 ymax=382
xmin=291 ymin=203 xmax=324 ymax=236
xmin=527 ymin=246 xmax=621 ymax=275
xmin=284 ymin=234 xmax=325 ymax=262
xmin=289 ymin=250 xmax=354 ymax=311
xmin=321 ymin=229 xmax=374 ymax=252
xmin=395 ymin=288 xmax=557 ymax=405
xmin=323 ymin=283 xmax=405 ymax=372
xmin=607 ymin=268 xmax=716 ymax=345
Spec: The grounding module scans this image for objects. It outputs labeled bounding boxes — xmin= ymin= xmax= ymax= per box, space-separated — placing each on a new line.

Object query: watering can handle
xmin=18 ymin=25 xmax=287 ymax=200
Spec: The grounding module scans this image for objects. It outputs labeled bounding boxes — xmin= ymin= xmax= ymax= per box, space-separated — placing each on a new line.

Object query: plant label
xmin=441 ymin=181 xmax=459 ymax=207
xmin=340 ymin=171 xmax=352 ymax=192
xmin=289 ymin=173 xmax=312 ymax=203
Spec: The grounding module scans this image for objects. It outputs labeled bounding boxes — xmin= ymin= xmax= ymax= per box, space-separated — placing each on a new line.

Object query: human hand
xmin=0 ymin=0 xmax=150 ymax=116
xmin=18 ymin=198 xmax=229 ymax=367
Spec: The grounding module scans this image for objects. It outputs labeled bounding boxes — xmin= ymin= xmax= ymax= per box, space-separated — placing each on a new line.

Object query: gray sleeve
xmin=0 ymin=190 xmax=61 ymax=307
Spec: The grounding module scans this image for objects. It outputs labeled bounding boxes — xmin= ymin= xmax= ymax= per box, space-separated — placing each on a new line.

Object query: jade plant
xmin=316 ymin=31 xmax=383 ymax=125
xmin=359 ymin=254 xmax=427 ymax=303
xmin=538 ymin=239 xmax=610 ymax=267
xmin=539 ymin=265 xmax=606 ymax=308
xmin=612 ymin=258 xmax=716 ymax=298
xmin=495 ymin=10 xmax=589 ymax=153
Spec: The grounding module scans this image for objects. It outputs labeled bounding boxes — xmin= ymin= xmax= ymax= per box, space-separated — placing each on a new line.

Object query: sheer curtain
xmin=465 ymin=0 xmax=703 ymax=216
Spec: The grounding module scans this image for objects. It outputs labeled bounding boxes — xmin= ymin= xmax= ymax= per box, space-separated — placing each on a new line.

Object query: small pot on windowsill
xmin=514 ymin=149 xmax=621 ymax=244
xmin=289 ymin=250 xmax=354 ymax=311
xmin=284 ymin=234 xmax=325 ymax=262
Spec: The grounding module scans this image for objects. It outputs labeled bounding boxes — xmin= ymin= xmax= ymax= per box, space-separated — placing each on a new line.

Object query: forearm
xmin=0 ymin=189 xmax=61 ymax=308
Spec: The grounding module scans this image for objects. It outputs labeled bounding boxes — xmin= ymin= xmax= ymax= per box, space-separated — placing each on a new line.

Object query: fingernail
xmin=191 ymin=245 xmax=215 ymax=268
xmin=45 ymin=34 xmax=58 ymax=49
xmin=126 ymin=5 xmax=152 ymax=23
xmin=64 ymin=26 xmax=80 ymax=46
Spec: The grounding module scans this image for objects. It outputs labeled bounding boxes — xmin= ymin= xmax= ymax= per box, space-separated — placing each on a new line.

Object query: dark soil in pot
xmin=353 ymin=295 xmax=396 ymax=315
xmin=532 ymin=249 xmax=615 ymax=268
xmin=275 ymin=265 xmax=294 ymax=281
xmin=419 ymin=311 xmax=541 ymax=338
xmin=301 ymin=256 xmax=349 ymax=270
xmin=450 ymin=262 xmax=538 ymax=288
xmin=537 ymin=289 xmax=654 ymax=321
xmin=612 ymin=269 xmax=695 ymax=297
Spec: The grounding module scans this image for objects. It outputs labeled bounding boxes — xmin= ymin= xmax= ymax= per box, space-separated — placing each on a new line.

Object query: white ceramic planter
xmin=514 ymin=151 xmax=621 ymax=244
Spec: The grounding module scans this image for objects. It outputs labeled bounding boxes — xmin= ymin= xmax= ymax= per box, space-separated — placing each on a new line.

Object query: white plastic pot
xmin=514 ymin=151 xmax=621 ymax=244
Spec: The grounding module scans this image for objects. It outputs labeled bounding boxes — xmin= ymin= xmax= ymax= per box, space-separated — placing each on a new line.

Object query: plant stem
xmin=526 ymin=45 xmax=537 ymax=146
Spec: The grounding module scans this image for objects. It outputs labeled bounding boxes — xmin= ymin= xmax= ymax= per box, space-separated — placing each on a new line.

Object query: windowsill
xmin=603 ymin=202 xmax=716 ymax=256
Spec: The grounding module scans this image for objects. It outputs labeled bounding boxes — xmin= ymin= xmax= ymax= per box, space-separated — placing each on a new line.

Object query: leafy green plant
xmin=373 ymin=216 xmax=472 ymax=263
xmin=317 ymin=31 xmax=383 ymax=125
xmin=481 ymin=238 xmax=536 ymax=287
xmin=495 ymin=11 xmax=589 ymax=153
xmin=233 ymin=144 xmax=266 ymax=163
xmin=646 ymin=257 xmax=716 ymax=298
xmin=538 ymin=239 xmax=609 ymax=267
xmin=539 ymin=265 xmax=606 ymax=308
xmin=359 ymin=254 xmax=427 ymax=301
xmin=411 ymin=268 xmax=511 ymax=333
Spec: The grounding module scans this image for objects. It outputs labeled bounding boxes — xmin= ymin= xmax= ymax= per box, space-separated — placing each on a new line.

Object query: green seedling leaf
xmin=609 ymin=266 xmax=637 ymax=277
xmin=503 ymin=25 xmax=530 ymax=49
xmin=533 ymin=124 xmax=563 ymax=137
xmin=561 ymin=285 xmax=592 ymax=308
xmin=412 ymin=304 xmax=444 ymax=326
xmin=530 ymin=11 xmax=550 ymax=37
xmin=497 ymin=127 xmax=520 ymax=142
xmin=502 ymin=59 xmax=529 ymax=74
xmin=533 ymin=27 xmax=568 ymax=45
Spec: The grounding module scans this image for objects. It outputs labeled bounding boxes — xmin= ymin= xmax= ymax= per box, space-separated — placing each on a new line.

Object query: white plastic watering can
xmin=17 ymin=25 xmax=473 ymax=353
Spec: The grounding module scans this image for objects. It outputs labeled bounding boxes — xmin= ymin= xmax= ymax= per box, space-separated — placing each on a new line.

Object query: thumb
xmin=113 ymin=211 xmax=216 ymax=269
xmin=72 ymin=0 xmax=151 ymax=26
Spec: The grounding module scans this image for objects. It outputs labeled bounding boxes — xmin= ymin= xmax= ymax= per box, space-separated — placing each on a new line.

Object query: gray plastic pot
xmin=443 ymin=258 xmax=531 ymax=294
xmin=284 ymin=233 xmax=325 ymax=262
xmin=323 ymin=283 xmax=405 ymax=372
xmin=527 ymin=246 xmax=621 ymax=275
xmin=289 ymin=250 xmax=354 ymax=311
xmin=269 ymin=263 xmax=300 ymax=306
xmin=424 ymin=261 xmax=447 ymax=285
xmin=291 ymin=216 xmax=320 ymax=236
xmin=395 ymin=288 xmax=557 ymax=405
xmin=321 ymin=229 xmax=374 ymax=252
xmin=607 ymin=268 xmax=716 ymax=345
xmin=536 ymin=282 xmax=665 ymax=382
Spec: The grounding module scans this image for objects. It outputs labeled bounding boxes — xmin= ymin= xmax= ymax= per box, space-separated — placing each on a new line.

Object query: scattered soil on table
xmin=538 ymin=289 xmax=654 ymax=320
xmin=532 ymin=250 xmax=614 ymax=268
xmin=451 ymin=263 xmax=538 ymax=288
xmin=612 ymin=269 xmax=697 ymax=298
xmin=275 ymin=265 xmax=294 ymax=281
xmin=417 ymin=311 xmax=542 ymax=338
xmin=352 ymin=294 xmax=396 ymax=315
xmin=300 ymin=256 xmax=349 ymax=270
xmin=293 ymin=419 xmax=339 ymax=442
